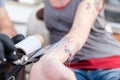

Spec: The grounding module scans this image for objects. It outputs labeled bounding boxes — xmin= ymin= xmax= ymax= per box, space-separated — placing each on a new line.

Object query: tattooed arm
xmin=30 ymin=0 xmax=103 ymax=80
xmin=65 ymin=0 xmax=103 ymax=56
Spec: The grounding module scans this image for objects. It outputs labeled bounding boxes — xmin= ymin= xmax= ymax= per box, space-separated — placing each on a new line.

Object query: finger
xmin=0 ymin=33 xmax=15 ymax=53
xmin=11 ymin=34 xmax=25 ymax=44
xmin=0 ymin=41 xmax=6 ymax=64
xmin=6 ymin=52 xmax=19 ymax=61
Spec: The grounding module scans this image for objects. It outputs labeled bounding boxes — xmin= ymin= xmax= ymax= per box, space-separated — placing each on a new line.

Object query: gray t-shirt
xmin=44 ymin=0 xmax=120 ymax=61
xmin=0 ymin=0 xmax=4 ymax=7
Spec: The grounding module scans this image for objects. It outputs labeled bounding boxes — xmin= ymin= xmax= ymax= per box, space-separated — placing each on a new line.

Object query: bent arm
xmin=45 ymin=0 xmax=104 ymax=63
xmin=65 ymin=0 xmax=103 ymax=56
xmin=30 ymin=0 xmax=103 ymax=80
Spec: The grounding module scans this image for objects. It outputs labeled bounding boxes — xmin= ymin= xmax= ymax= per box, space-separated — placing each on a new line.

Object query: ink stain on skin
xmin=87 ymin=3 xmax=91 ymax=10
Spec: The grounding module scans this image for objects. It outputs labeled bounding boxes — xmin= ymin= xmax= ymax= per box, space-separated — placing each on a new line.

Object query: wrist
xmin=61 ymin=36 xmax=81 ymax=56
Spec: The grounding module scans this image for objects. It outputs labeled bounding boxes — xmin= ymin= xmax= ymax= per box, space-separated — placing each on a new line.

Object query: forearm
xmin=66 ymin=0 xmax=103 ymax=55
xmin=47 ymin=0 xmax=104 ymax=62
xmin=0 ymin=8 xmax=16 ymax=38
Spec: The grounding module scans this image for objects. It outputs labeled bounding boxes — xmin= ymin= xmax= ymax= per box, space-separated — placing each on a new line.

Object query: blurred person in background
xmin=30 ymin=0 xmax=120 ymax=80
xmin=0 ymin=0 xmax=24 ymax=80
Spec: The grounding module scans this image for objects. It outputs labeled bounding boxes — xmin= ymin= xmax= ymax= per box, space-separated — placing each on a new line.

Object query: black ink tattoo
xmin=86 ymin=2 xmax=95 ymax=14
xmin=87 ymin=3 xmax=91 ymax=10
xmin=64 ymin=46 xmax=72 ymax=57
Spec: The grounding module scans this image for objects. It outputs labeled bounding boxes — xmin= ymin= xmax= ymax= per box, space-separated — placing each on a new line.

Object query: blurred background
xmin=4 ymin=0 xmax=43 ymax=36
xmin=3 ymin=0 xmax=120 ymax=80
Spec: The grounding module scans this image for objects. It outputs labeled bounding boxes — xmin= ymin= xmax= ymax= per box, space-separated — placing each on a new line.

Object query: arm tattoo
xmin=86 ymin=2 xmax=95 ymax=14
xmin=62 ymin=37 xmax=79 ymax=57
xmin=87 ymin=3 xmax=91 ymax=10
xmin=80 ymin=0 xmax=102 ymax=12
xmin=64 ymin=46 xmax=72 ymax=57
xmin=44 ymin=37 xmax=79 ymax=58
xmin=86 ymin=0 xmax=102 ymax=14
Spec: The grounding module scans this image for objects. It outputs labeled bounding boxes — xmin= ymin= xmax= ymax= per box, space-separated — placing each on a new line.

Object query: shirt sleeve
xmin=0 ymin=0 xmax=4 ymax=7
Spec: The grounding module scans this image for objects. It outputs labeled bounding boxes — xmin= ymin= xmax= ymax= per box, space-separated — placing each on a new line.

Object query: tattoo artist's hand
xmin=0 ymin=33 xmax=25 ymax=64
xmin=30 ymin=53 xmax=76 ymax=80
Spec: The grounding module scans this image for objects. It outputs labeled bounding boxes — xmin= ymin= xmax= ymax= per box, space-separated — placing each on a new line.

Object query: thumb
xmin=0 ymin=33 xmax=15 ymax=53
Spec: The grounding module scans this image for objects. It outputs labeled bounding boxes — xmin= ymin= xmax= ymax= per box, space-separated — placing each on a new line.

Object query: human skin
xmin=30 ymin=0 xmax=103 ymax=80
xmin=0 ymin=8 xmax=16 ymax=37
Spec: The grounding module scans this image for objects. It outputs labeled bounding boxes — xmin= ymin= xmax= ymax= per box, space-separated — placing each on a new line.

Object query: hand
xmin=30 ymin=37 xmax=78 ymax=80
xmin=30 ymin=54 xmax=76 ymax=80
xmin=0 ymin=33 xmax=25 ymax=64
